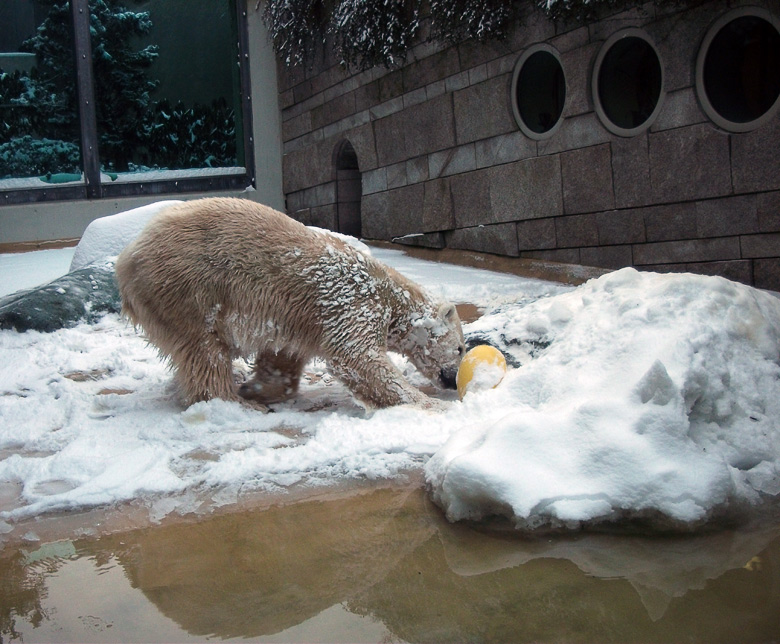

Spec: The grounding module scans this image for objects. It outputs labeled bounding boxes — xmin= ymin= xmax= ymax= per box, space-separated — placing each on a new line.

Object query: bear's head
xmin=396 ymin=302 xmax=465 ymax=390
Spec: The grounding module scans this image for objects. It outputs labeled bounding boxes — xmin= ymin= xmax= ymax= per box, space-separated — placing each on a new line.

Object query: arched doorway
xmin=334 ymin=140 xmax=362 ymax=238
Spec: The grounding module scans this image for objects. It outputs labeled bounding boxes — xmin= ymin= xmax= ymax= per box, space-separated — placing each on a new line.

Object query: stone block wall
xmin=277 ymin=0 xmax=780 ymax=290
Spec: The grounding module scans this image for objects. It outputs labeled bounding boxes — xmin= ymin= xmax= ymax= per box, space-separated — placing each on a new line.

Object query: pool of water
xmin=2 ymin=483 xmax=780 ymax=643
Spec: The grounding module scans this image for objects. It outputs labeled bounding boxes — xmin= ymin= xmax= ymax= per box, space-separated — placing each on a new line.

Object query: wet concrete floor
xmin=2 ymin=482 xmax=780 ymax=643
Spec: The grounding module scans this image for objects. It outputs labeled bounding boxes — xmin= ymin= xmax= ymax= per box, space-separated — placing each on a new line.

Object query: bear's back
xmin=123 ymin=198 xmax=325 ymax=283
xmin=146 ymin=198 xmax=308 ymax=258
xmin=117 ymin=198 xmax=336 ymax=354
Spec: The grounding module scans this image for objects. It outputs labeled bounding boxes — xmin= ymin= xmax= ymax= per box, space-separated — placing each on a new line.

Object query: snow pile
xmin=426 ymin=268 xmax=780 ymax=530
xmin=0 ymin=249 xmax=74 ymax=298
xmin=70 ymin=200 xmax=182 ymax=271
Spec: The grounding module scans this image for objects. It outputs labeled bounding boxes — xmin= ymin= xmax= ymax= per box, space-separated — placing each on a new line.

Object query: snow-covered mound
xmin=426 ymin=268 xmax=780 ymax=530
xmin=70 ymin=200 xmax=183 ymax=271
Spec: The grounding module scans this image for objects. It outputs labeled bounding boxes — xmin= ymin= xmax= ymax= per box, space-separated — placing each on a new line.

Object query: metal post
xmin=236 ymin=0 xmax=256 ymax=188
xmin=70 ymin=0 xmax=102 ymax=198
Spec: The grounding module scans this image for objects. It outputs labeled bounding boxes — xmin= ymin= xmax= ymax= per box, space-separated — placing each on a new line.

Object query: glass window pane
xmin=597 ymin=36 xmax=662 ymax=131
xmin=703 ymin=15 xmax=780 ymax=125
xmin=90 ymin=0 xmax=244 ymax=180
xmin=515 ymin=50 xmax=566 ymax=136
xmin=0 ymin=0 xmax=83 ymax=186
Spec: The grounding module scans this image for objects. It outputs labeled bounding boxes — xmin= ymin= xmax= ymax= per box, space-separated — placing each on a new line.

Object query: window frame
xmin=510 ymin=43 xmax=567 ymax=141
xmin=695 ymin=6 xmax=780 ymax=133
xmin=591 ymin=27 xmax=665 ymax=138
xmin=1 ymin=0 xmax=255 ymax=206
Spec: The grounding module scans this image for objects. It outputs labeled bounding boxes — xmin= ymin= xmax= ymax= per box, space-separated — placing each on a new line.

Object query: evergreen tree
xmin=429 ymin=0 xmax=514 ymax=45
xmin=264 ymin=0 xmax=513 ymax=69
xmin=142 ymin=98 xmax=237 ymax=170
xmin=1 ymin=0 xmax=237 ymax=178
xmin=0 ymin=0 xmax=158 ymax=174
xmin=15 ymin=2 xmax=78 ymax=138
xmin=329 ymin=0 xmax=422 ymax=70
xmin=263 ymin=0 xmax=670 ymax=70
xmin=262 ymin=0 xmax=326 ymax=67
xmin=82 ymin=0 xmax=159 ymax=171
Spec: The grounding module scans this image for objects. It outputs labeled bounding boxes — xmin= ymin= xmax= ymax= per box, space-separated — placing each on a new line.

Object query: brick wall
xmin=277 ymin=0 xmax=780 ymax=290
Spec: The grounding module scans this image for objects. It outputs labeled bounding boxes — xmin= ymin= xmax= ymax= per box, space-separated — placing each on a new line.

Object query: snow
xmin=0 ymin=167 xmax=247 ymax=192
xmin=462 ymin=360 xmax=505 ymax=396
xmin=1 ymin=201 xmax=780 ymax=536
xmin=427 ymin=268 xmax=780 ymax=530
xmin=0 ymin=248 xmax=75 ymax=297
xmin=70 ymin=200 xmax=183 ymax=271
xmin=105 ymin=166 xmax=246 ymax=184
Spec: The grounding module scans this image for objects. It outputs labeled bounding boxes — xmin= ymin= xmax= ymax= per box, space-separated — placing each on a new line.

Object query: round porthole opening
xmin=593 ymin=29 xmax=664 ymax=137
xmin=697 ymin=8 xmax=780 ymax=132
xmin=511 ymin=45 xmax=566 ymax=140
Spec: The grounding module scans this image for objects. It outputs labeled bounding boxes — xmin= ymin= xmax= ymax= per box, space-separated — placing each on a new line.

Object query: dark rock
xmin=0 ymin=260 xmax=120 ymax=333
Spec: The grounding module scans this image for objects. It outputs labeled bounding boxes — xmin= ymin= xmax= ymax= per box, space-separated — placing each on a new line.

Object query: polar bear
xmin=115 ymin=197 xmax=465 ymax=410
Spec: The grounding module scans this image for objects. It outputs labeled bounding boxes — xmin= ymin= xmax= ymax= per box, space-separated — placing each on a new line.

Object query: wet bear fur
xmin=115 ymin=197 xmax=465 ymax=410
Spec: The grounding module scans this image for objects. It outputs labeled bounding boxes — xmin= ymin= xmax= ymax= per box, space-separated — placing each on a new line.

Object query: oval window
xmin=511 ymin=45 xmax=566 ymax=140
xmin=593 ymin=29 xmax=664 ymax=137
xmin=696 ymin=8 xmax=780 ymax=132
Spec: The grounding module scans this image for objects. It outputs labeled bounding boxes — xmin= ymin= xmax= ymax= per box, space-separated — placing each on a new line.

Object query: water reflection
xmin=2 ymin=486 xmax=780 ymax=643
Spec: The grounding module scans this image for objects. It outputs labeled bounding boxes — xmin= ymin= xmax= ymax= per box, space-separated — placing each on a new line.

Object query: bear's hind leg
xmin=239 ymin=349 xmax=305 ymax=405
xmin=170 ymin=336 xmax=240 ymax=406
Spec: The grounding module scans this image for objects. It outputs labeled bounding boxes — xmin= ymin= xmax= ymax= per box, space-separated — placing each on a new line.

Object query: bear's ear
xmin=439 ymin=303 xmax=457 ymax=322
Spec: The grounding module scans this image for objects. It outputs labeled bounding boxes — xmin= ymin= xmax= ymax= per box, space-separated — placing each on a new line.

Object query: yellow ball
xmin=457 ymin=345 xmax=507 ymax=400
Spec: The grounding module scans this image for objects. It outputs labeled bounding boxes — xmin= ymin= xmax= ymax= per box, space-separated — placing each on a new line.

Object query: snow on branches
xmin=261 ymin=0 xmax=326 ymax=67
xmin=261 ymin=0 xmax=515 ymax=70
xmin=260 ymin=0 xmax=668 ymax=70
xmin=330 ymin=0 xmax=422 ymax=70
xmin=429 ymin=0 xmax=514 ymax=45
